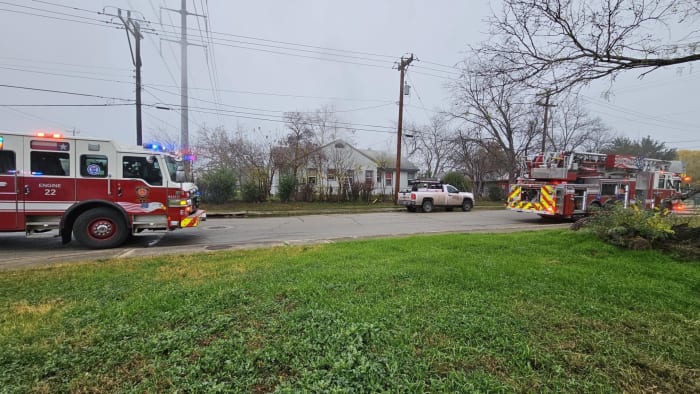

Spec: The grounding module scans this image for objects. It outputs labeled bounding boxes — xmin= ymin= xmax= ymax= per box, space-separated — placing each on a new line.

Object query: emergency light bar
xmin=35 ymin=131 xmax=64 ymax=139
xmin=0 ymin=136 xmax=3 ymax=150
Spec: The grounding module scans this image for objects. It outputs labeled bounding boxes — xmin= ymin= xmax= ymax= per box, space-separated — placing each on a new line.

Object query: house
xmin=273 ymin=139 xmax=420 ymax=199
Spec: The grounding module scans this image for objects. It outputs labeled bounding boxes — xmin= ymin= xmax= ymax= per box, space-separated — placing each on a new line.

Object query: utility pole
xmin=179 ymin=0 xmax=188 ymax=161
xmin=394 ymin=54 xmax=415 ymax=204
xmin=117 ymin=10 xmax=143 ymax=146
xmin=161 ymin=1 xmax=206 ymax=179
xmin=536 ymin=90 xmax=555 ymax=153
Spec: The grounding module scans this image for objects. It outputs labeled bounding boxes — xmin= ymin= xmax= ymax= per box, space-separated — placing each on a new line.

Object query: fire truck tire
xmin=421 ymin=200 xmax=434 ymax=213
xmin=587 ymin=202 xmax=602 ymax=214
xmin=603 ymin=200 xmax=619 ymax=210
xmin=74 ymin=208 xmax=129 ymax=249
xmin=461 ymin=199 xmax=473 ymax=212
xmin=659 ymin=200 xmax=672 ymax=212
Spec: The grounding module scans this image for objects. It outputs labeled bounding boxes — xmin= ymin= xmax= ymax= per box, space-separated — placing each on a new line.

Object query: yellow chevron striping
xmin=508 ymin=186 xmax=521 ymax=201
xmin=181 ymin=217 xmax=199 ymax=228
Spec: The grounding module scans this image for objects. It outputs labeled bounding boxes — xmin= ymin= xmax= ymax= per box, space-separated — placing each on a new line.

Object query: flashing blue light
xmin=145 ymin=142 xmax=168 ymax=152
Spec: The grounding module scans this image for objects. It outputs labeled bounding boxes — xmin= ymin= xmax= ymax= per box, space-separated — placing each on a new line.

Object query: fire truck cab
xmin=0 ymin=131 xmax=205 ymax=249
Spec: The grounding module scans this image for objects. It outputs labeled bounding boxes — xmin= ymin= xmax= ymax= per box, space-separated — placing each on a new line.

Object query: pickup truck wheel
xmin=461 ymin=199 xmax=473 ymax=212
xmin=73 ymin=208 xmax=129 ymax=249
xmin=421 ymin=200 xmax=434 ymax=213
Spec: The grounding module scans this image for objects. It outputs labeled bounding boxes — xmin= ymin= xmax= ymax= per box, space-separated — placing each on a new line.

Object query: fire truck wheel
xmin=421 ymin=200 xmax=434 ymax=213
xmin=587 ymin=202 xmax=602 ymax=214
xmin=659 ymin=200 xmax=672 ymax=212
xmin=462 ymin=199 xmax=473 ymax=212
xmin=74 ymin=208 xmax=129 ymax=249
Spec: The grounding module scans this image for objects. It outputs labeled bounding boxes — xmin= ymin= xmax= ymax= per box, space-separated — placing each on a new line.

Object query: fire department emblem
xmin=135 ymin=186 xmax=150 ymax=201
xmin=86 ymin=164 xmax=101 ymax=176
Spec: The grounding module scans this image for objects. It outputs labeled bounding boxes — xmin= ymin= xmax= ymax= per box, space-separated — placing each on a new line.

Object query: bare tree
xmin=479 ymin=0 xmax=700 ymax=91
xmin=452 ymin=135 xmax=509 ymax=197
xmin=451 ymin=60 xmax=540 ymax=182
xmin=196 ymin=126 xmax=241 ymax=172
xmin=325 ymin=142 xmax=356 ymax=201
xmin=310 ymin=105 xmax=354 ymax=146
xmin=237 ymin=132 xmax=280 ymax=201
xmin=406 ymin=113 xmax=456 ymax=178
xmin=282 ymin=111 xmax=317 ymax=178
xmin=548 ymin=94 xmax=612 ymax=151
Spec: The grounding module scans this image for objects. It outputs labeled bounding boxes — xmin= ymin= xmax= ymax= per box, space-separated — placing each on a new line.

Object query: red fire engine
xmin=0 ymin=131 xmax=206 ymax=248
xmin=506 ymin=151 xmax=686 ymax=219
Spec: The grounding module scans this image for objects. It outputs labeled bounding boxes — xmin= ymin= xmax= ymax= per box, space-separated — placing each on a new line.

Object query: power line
xmin=28 ymin=0 xmax=97 ymax=14
xmin=0 ymin=65 xmax=134 ymax=85
xmin=181 ymin=106 xmax=398 ymax=135
xmin=2 ymin=2 xmax=394 ymax=70
xmin=0 ymin=2 xmax=120 ymax=29
xmin=0 ymin=83 xmax=134 ymax=101
xmin=581 ymin=95 xmax=696 ymax=129
xmin=149 ymin=29 xmax=393 ymax=69
xmin=127 ymin=11 xmax=398 ymax=61
xmin=0 ymin=105 xmax=74 ymax=130
xmin=145 ymin=84 xmax=394 ymax=115
xmin=4 ymin=1 xmax=465 ymax=80
xmin=0 ymin=55 xmax=131 ymax=72
xmin=144 ymin=83 xmax=394 ymax=103
xmin=0 ymin=103 xmax=133 ymax=107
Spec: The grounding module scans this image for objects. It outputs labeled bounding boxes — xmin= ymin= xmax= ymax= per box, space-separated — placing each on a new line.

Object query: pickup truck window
xmin=446 ymin=185 xmax=458 ymax=193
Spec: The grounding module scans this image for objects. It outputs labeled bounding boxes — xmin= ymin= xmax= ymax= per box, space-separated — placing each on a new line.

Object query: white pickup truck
xmin=398 ymin=180 xmax=475 ymax=213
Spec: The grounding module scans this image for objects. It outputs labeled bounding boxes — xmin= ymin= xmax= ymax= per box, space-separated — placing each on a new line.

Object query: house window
xmin=307 ymin=176 xmax=317 ymax=185
xmin=385 ymin=172 xmax=393 ymax=186
xmin=365 ymin=170 xmax=374 ymax=184
xmin=407 ymin=173 xmax=416 ymax=184
xmin=345 ymin=169 xmax=354 ymax=180
xmin=327 ymin=168 xmax=336 ymax=181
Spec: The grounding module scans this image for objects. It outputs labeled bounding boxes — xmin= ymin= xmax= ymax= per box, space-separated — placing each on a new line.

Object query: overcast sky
xmin=1 ymin=0 xmax=698 ymax=152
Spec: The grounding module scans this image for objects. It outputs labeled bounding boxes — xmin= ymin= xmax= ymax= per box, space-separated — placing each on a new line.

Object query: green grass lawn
xmin=1 ymin=230 xmax=698 ymax=393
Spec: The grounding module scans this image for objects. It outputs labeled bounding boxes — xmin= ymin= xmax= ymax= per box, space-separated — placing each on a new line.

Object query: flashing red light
xmin=681 ymin=175 xmax=692 ymax=183
xmin=35 ymin=131 xmax=63 ymax=139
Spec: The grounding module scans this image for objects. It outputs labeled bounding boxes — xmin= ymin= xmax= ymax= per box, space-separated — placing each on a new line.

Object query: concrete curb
xmin=204 ymin=206 xmax=503 ymax=218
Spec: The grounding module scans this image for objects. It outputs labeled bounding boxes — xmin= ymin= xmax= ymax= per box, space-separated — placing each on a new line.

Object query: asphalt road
xmin=0 ymin=210 xmax=568 ymax=270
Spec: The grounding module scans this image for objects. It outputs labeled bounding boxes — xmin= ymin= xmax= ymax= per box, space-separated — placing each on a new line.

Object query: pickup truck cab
xmin=398 ymin=180 xmax=474 ymax=213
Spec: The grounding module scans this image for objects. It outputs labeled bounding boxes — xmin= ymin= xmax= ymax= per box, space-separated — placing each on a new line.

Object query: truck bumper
xmin=398 ymin=200 xmax=416 ymax=206
xmin=180 ymin=209 xmax=206 ymax=228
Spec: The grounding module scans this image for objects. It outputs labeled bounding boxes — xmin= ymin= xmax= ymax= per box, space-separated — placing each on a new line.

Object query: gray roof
xmin=357 ymin=148 xmax=420 ymax=171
